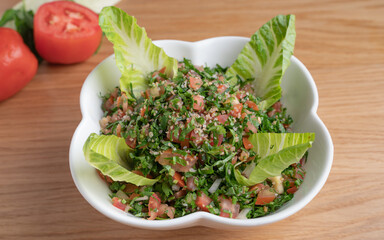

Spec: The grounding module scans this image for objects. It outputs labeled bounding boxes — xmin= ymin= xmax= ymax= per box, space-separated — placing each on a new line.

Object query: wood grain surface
xmin=1 ymin=0 xmax=383 ymax=239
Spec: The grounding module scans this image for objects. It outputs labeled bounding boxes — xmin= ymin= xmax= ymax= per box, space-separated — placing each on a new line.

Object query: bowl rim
xmin=69 ymin=36 xmax=334 ymax=229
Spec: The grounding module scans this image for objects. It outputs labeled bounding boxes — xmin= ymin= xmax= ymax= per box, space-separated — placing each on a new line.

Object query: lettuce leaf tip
xmin=99 ymin=6 xmax=178 ymax=98
xmin=83 ymin=133 xmax=158 ymax=186
xmin=226 ymin=14 xmax=296 ymax=110
xmin=235 ymin=132 xmax=314 ymax=186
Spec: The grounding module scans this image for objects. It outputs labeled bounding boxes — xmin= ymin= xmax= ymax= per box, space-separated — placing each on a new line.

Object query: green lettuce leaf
xmin=83 ymin=133 xmax=158 ymax=186
xmin=226 ymin=15 xmax=296 ymax=110
xmin=99 ymin=6 xmax=178 ymax=98
xmin=235 ymin=133 xmax=314 ymax=186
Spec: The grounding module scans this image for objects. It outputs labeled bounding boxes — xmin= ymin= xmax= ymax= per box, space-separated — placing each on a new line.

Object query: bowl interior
xmin=70 ymin=37 xmax=333 ymax=230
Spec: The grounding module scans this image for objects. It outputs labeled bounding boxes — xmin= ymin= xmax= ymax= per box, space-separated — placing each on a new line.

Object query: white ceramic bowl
xmin=69 ymin=37 xmax=333 ymax=230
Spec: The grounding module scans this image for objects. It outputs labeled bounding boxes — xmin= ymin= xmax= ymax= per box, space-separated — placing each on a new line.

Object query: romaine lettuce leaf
xmin=99 ymin=6 xmax=178 ymax=98
xmin=83 ymin=133 xmax=158 ymax=186
xmin=226 ymin=15 xmax=296 ymax=110
xmin=235 ymin=133 xmax=314 ymax=186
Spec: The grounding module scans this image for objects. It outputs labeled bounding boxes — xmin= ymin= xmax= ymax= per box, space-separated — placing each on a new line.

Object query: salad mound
xmin=83 ymin=6 xmax=315 ymax=220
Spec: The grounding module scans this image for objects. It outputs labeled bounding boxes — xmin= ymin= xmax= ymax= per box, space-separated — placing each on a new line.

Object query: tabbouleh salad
xmin=83 ymin=7 xmax=314 ymax=220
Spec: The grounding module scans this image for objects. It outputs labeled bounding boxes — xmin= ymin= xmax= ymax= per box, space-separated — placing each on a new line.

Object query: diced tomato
xmin=132 ymin=170 xmax=152 ymax=178
xmin=284 ymin=178 xmax=296 ymax=188
xmin=218 ymin=196 xmax=240 ymax=218
xmin=125 ymin=136 xmax=136 ymax=149
xmin=173 ymin=172 xmax=186 ymax=188
xmin=166 ymin=206 xmax=175 ymax=219
xmin=179 ymin=131 xmax=191 ymax=149
xmin=193 ymin=95 xmax=205 ymax=111
xmin=236 ymin=91 xmax=246 ymax=100
xmin=151 ymin=67 xmax=166 ymax=81
xmin=272 ymin=102 xmax=282 ymax=112
xmin=189 ymin=76 xmax=203 ymax=90
xmin=287 ymin=186 xmax=298 ymax=194
xmin=104 ymin=96 xmax=114 ymax=112
xmin=148 ymin=193 xmax=161 ymax=211
xmin=155 ymin=149 xmax=198 ymax=172
xmin=229 ymin=103 xmax=243 ymax=118
xmin=96 ymin=170 xmax=113 ymax=183
xmin=245 ymin=121 xmax=258 ymax=133
xmin=299 ymin=157 xmax=306 ymax=166
xmin=216 ymin=114 xmax=229 ymax=124
xmin=159 ymin=66 xmax=166 ymax=74
xmin=246 ymin=100 xmax=259 ymax=111
xmin=295 ymin=168 xmax=305 ymax=180
xmin=267 ymin=102 xmax=282 ymax=117
xmin=249 ymin=183 xmax=265 ymax=193
xmin=123 ymin=183 xmax=139 ymax=194
xmin=283 ymin=123 xmax=290 ymax=129
xmin=217 ymin=84 xmax=227 ymax=94
xmin=195 ymin=192 xmax=212 ymax=212
xmin=115 ymin=124 xmax=122 ymax=137
xmin=157 ymin=204 xmax=175 ymax=219
xmin=210 ymin=134 xmax=224 ymax=146
xmin=255 ymin=188 xmax=276 ymax=205
xmin=148 ymin=193 xmax=161 ymax=220
xmin=190 ymin=129 xmax=204 ymax=146
xmin=112 ymin=197 xmax=127 ymax=211
xmin=128 ymin=193 xmax=140 ymax=200
xmin=174 ymin=190 xmax=187 ymax=199
xmin=243 ymin=137 xmax=253 ymax=150
xmin=140 ymin=107 xmax=146 ymax=117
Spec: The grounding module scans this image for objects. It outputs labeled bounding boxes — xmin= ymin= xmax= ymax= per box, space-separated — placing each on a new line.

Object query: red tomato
xmin=148 ymin=193 xmax=161 ymax=211
xmin=195 ymin=192 xmax=212 ymax=212
xmin=217 ymin=84 xmax=227 ymax=93
xmin=0 ymin=28 xmax=38 ymax=101
xmin=125 ymin=136 xmax=136 ymax=149
xmin=245 ymin=120 xmax=258 ymax=133
xmin=243 ymin=137 xmax=253 ymax=150
xmin=216 ymin=114 xmax=229 ymax=124
xmin=255 ymin=188 xmax=276 ymax=205
xmin=155 ymin=149 xmax=197 ymax=172
xmin=112 ymin=197 xmax=127 ymax=211
xmin=96 ymin=170 xmax=113 ymax=183
xmin=210 ymin=134 xmax=223 ymax=146
xmin=246 ymin=100 xmax=259 ymax=111
xmin=148 ymin=193 xmax=161 ymax=220
xmin=193 ymin=95 xmax=205 ymax=111
xmin=189 ymin=76 xmax=203 ymax=90
xmin=140 ymin=107 xmax=146 ymax=117
xmin=249 ymin=183 xmax=265 ymax=193
xmin=218 ymin=196 xmax=240 ymax=218
xmin=229 ymin=103 xmax=243 ymax=118
xmin=287 ymin=186 xmax=298 ymax=194
xmin=236 ymin=91 xmax=246 ymax=100
xmin=34 ymin=1 xmax=102 ymax=64
xmin=190 ymin=129 xmax=204 ymax=146
xmin=172 ymin=172 xmax=186 ymax=188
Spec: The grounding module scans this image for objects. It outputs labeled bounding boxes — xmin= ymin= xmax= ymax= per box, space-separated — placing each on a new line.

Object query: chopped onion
xmin=189 ymin=168 xmax=196 ymax=172
xmin=116 ymin=190 xmax=129 ymax=200
xmin=208 ymin=178 xmax=222 ymax=193
xmin=236 ymin=208 xmax=252 ymax=219
xmin=133 ymin=196 xmax=149 ymax=202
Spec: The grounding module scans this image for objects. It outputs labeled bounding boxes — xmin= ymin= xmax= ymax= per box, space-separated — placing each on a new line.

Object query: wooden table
xmin=1 ymin=0 xmax=383 ymax=239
